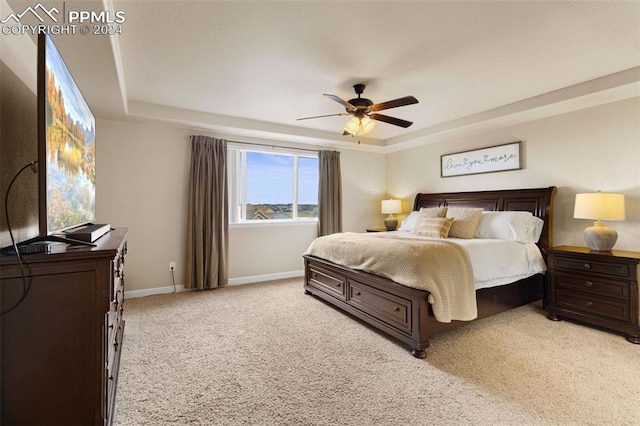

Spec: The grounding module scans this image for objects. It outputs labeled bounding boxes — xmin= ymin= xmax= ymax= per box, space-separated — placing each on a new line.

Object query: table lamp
xmin=381 ymin=199 xmax=402 ymax=231
xmin=573 ymin=192 xmax=625 ymax=251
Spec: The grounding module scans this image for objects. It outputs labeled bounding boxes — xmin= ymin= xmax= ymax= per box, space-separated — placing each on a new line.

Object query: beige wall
xmin=96 ymin=119 xmax=386 ymax=293
xmin=386 ymin=98 xmax=640 ymax=251
xmin=0 ymin=23 xmax=39 ymax=247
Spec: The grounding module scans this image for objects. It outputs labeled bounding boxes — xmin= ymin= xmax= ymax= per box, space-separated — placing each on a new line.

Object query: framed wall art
xmin=440 ymin=141 xmax=522 ymax=178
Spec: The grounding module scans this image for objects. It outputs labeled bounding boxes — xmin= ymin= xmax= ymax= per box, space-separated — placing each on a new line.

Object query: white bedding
xmin=388 ymin=232 xmax=547 ymax=290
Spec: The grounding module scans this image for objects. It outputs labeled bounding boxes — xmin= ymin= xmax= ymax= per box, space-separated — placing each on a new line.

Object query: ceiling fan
xmin=297 ymin=84 xmax=419 ymax=136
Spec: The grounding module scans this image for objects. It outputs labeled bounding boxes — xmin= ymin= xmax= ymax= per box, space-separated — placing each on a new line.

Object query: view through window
xmin=229 ymin=147 xmax=318 ymax=222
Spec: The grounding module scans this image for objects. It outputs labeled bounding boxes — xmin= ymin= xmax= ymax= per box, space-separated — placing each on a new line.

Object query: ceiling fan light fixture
xmin=299 ymin=84 xmax=417 ymax=135
xmin=344 ymin=115 xmax=375 ymax=136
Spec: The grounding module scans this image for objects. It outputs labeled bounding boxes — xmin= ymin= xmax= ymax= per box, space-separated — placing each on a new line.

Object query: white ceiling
xmin=7 ymin=0 xmax=640 ymax=151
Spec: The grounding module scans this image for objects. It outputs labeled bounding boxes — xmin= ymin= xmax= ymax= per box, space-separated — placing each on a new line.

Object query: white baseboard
xmin=124 ymin=270 xmax=304 ymax=299
xmin=124 ymin=284 xmax=186 ymax=299
xmin=227 ymin=270 xmax=303 ymax=286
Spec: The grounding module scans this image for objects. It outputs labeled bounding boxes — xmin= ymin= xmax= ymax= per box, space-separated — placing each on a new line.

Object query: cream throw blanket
xmin=304 ymin=232 xmax=477 ymax=323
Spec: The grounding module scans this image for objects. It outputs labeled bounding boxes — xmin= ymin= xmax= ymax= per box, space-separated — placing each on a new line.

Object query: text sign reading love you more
xmin=441 ymin=142 xmax=522 ymax=177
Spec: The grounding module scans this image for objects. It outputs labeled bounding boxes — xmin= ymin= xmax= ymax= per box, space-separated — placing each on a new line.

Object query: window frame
xmin=227 ymin=145 xmax=319 ymax=225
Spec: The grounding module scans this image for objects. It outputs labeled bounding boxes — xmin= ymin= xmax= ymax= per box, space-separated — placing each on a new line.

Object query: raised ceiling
xmin=5 ymin=0 xmax=640 ymax=150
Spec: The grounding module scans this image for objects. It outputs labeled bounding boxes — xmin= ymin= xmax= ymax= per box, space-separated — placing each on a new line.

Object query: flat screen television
xmin=37 ymin=34 xmax=96 ymax=242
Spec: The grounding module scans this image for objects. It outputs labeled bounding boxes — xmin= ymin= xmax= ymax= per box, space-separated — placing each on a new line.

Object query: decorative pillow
xmin=416 ymin=217 xmax=454 ymax=238
xmin=397 ymin=211 xmax=420 ymax=232
xmin=475 ymin=211 xmax=544 ymax=243
xmin=419 ymin=206 xmax=447 ymax=218
xmin=446 ymin=207 xmax=484 ymax=239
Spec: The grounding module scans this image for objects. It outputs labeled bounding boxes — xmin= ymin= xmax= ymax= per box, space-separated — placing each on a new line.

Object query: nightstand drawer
xmin=556 ymin=289 xmax=629 ymax=322
xmin=554 ymin=272 xmax=629 ymax=300
xmin=552 ymin=256 xmax=630 ymax=278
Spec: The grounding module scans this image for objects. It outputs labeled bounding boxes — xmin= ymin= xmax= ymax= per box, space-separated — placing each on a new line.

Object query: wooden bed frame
xmin=303 ymin=186 xmax=557 ymax=358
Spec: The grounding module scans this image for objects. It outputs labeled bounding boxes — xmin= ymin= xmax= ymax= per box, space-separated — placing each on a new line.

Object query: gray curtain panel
xmin=318 ymin=150 xmax=342 ymax=236
xmin=185 ymin=135 xmax=229 ymax=289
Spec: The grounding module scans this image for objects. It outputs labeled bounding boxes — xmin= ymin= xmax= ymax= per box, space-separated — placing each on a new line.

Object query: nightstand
xmin=545 ymin=246 xmax=640 ymax=344
xmin=366 ymin=227 xmax=389 ymax=232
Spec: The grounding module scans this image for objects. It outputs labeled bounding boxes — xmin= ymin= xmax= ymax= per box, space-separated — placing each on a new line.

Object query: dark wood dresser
xmin=545 ymin=245 xmax=639 ymax=344
xmin=0 ymin=228 xmax=128 ymax=425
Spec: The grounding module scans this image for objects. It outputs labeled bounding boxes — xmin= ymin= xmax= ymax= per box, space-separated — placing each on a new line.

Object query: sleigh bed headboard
xmin=413 ymin=186 xmax=557 ymax=250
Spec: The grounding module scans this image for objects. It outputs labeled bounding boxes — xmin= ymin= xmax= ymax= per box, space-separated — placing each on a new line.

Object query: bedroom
xmin=1 ymin=0 xmax=639 ymax=424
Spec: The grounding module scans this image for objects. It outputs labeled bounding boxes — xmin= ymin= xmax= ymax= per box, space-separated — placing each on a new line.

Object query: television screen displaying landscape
xmin=44 ymin=35 xmax=96 ymax=233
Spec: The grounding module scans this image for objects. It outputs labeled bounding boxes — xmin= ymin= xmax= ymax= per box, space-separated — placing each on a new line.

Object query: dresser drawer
xmin=308 ymin=266 xmax=346 ymax=300
xmin=552 ymin=255 xmax=630 ymax=278
xmin=106 ymin=320 xmax=124 ymax=401
xmin=107 ymin=301 xmax=118 ymax=337
xmin=112 ymin=252 xmax=125 ymax=300
xmin=348 ymin=279 xmax=411 ymax=333
xmin=556 ymin=289 xmax=629 ymax=322
xmin=554 ymin=272 xmax=629 ymax=300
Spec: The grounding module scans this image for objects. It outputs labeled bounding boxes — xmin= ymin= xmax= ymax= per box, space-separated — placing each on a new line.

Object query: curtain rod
xmin=226 ymin=139 xmax=320 ymax=153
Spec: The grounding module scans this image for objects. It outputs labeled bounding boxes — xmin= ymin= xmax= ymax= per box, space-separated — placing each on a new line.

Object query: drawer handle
xmin=585 ymin=281 xmax=593 ymax=288
xmin=586 ymin=301 xmax=594 ymax=308
xmin=393 ymin=307 xmax=400 ymax=312
xmin=336 ymin=283 xmax=341 ymax=287
xmin=355 ymin=291 xmax=361 ymax=296
xmin=583 ymin=263 xmax=591 ymax=269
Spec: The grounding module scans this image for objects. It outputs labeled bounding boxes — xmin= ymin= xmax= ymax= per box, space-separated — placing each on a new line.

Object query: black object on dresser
xmin=0 ymin=228 xmax=128 ymax=425
xmin=545 ymin=245 xmax=640 ymax=344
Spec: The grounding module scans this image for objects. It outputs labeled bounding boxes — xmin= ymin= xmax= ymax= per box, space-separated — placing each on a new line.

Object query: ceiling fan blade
xmin=323 ymin=94 xmax=357 ymax=113
xmin=370 ymin=96 xmax=418 ymax=112
xmin=296 ymin=113 xmax=350 ymax=121
xmin=370 ymin=113 xmax=413 ymax=128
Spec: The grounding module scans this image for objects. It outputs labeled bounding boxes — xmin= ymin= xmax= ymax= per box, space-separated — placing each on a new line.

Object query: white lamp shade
xmin=359 ymin=116 xmax=375 ymax=134
xmin=381 ymin=199 xmax=402 ymax=215
xmin=574 ymin=193 xmax=625 ymax=221
xmin=344 ymin=116 xmax=375 ymax=136
xmin=344 ymin=116 xmax=360 ymax=135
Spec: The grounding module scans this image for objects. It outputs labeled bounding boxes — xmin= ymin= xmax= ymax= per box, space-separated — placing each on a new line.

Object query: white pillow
xmin=397 ymin=211 xmax=420 ymax=232
xmin=475 ymin=211 xmax=544 ymax=243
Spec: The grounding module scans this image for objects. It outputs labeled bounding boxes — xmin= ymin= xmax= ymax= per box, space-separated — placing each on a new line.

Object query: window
xmin=228 ymin=146 xmax=319 ymax=223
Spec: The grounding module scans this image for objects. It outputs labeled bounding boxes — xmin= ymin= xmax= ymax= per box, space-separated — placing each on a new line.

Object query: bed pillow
xmin=419 ymin=206 xmax=447 ymax=218
xmin=397 ymin=207 xmax=447 ymax=233
xmin=446 ymin=207 xmax=484 ymax=239
xmin=416 ymin=217 xmax=454 ymax=238
xmin=397 ymin=211 xmax=421 ymax=232
xmin=475 ymin=211 xmax=544 ymax=243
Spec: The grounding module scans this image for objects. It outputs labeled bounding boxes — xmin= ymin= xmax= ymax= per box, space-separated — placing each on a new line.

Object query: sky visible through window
xmin=246 ymin=152 xmax=318 ymax=204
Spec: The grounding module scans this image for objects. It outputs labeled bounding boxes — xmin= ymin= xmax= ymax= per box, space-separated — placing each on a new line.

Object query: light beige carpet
xmin=114 ymin=278 xmax=639 ymax=425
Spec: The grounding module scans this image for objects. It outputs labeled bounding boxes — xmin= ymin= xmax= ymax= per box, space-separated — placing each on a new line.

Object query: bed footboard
xmin=304 ymin=254 xmax=544 ymax=358
xmin=304 ymin=255 xmax=432 ymax=358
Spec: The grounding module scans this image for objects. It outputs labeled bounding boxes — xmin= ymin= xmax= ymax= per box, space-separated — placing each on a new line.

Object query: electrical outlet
xmin=169 ymin=262 xmax=176 ymax=271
